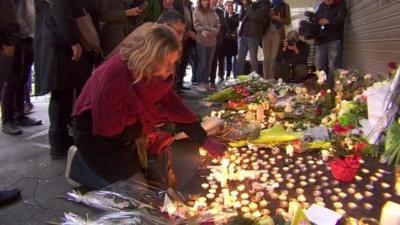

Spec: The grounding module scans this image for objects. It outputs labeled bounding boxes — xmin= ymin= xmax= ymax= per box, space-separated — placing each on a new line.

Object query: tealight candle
xmin=280 ymin=201 xmax=289 ymax=208
xmin=252 ymin=210 xmax=262 ymax=218
xmin=300 ymin=181 xmax=308 ymax=187
xmin=330 ymin=195 xmax=339 ymax=201
xmin=234 ymin=201 xmax=241 ymax=209
xmin=209 ymin=189 xmax=216 ymax=194
xmin=241 ymin=193 xmax=249 ymax=199
xmin=366 ymin=184 xmax=374 ymax=190
xmin=313 ymin=190 xmax=321 ymax=197
xmin=348 ymin=202 xmax=357 ymax=209
xmin=323 ymin=189 xmax=332 ymax=195
xmin=315 ymin=197 xmax=323 ymax=202
xmin=237 ymin=185 xmax=245 ymax=192
xmin=334 ymin=202 xmax=343 ymax=208
xmin=362 ymin=168 xmax=370 ymax=174
xmin=338 ymin=192 xmax=347 ymax=199
xmin=211 ymin=184 xmax=218 ymax=189
xmin=241 ymin=200 xmax=250 ymax=205
xmin=355 ymin=175 xmax=362 ymax=181
xmin=347 ymin=188 xmax=355 ymax=194
xmin=297 ymin=195 xmax=306 ymax=202
xmin=375 ymin=172 xmax=383 ymax=178
xmin=316 ymin=201 xmax=325 ymax=207
xmin=259 ymin=199 xmax=268 ymax=208
xmin=364 ymin=191 xmax=373 ymax=197
xmin=336 ymin=209 xmax=346 ymax=216
xmin=261 ymin=209 xmax=271 ymax=215
xmin=270 ymin=192 xmax=279 ymax=200
xmin=381 ymin=182 xmax=390 ymax=189
xmin=286 ymin=183 xmax=294 ymax=189
xmin=302 ymin=202 xmax=310 ymax=209
xmin=283 ymin=167 xmax=289 ymax=171
xmin=308 ymin=178 xmax=316 ymax=183
xmin=370 ymin=176 xmax=378 ymax=182
xmin=354 ymin=193 xmax=363 ymax=200
xmin=279 ymin=194 xmax=287 ymax=201
xmin=241 ymin=206 xmax=250 ymax=213
xmin=201 ymin=183 xmax=209 ymax=189
xmin=364 ymin=203 xmax=373 ymax=210
xmin=231 ymin=190 xmax=238 ymax=196
xmin=334 ymin=187 xmax=342 ymax=193
xmin=249 ymin=202 xmax=258 ymax=211
xmin=244 ymin=212 xmax=252 ymax=218
xmin=296 ymin=188 xmax=304 ymax=194
xmin=321 ymin=176 xmax=328 ymax=181
xmin=299 ymin=175 xmax=306 ymax=180
xmin=383 ymin=193 xmax=392 ymax=198
xmin=206 ymin=193 xmax=215 ymax=199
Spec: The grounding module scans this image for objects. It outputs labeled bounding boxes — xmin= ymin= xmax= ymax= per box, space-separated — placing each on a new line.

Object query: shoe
xmin=195 ymin=85 xmax=207 ymax=92
xmin=2 ymin=121 xmax=22 ymax=135
xmin=192 ymin=81 xmax=198 ymax=86
xmin=177 ymin=86 xmax=190 ymax=90
xmin=24 ymin=102 xmax=34 ymax=114
xmin=0 ymin=188 xmax=21 ymax=206
xmin=50 ymin=150 xmax=68 ymax=160
xmin=15 ymin=116 xmax=42 ymax=126
xmin=65 ymin=146 xmax=82 ymax=187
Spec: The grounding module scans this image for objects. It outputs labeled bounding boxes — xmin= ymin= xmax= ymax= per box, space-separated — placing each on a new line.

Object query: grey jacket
xmin=193 ymin=7 xmax=220 ymax=47
xmin=239 ymin=0 xmax=270 ymax=38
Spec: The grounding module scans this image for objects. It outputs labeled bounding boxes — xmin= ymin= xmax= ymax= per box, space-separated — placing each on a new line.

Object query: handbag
xmin=75 ymin=8 xmax=100 ymax=52
xmin=224 ymin=17 xmax=237 ymax=41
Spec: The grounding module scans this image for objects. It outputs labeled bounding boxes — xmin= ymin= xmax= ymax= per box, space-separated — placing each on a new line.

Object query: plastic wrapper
xmin=384 ymin=120 xmax=400 ymax=166
xmin=250 ymin=124 xmax=302 ymax=144
xmin=62 ymin=210 xmax=174 ymax=225
xmin=67 ymin=190 xmax=136 ymax=212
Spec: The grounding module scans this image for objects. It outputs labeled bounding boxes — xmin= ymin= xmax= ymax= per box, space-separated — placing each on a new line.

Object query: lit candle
xmin=252 ymin=210 xmax=262 ymax=218
xmin=237 ymin=185 xmax=245 ymax=192
xmin=241 ymin=193 xmax=249 ymax=199
xmin=297 ymin=195 xmax=306 ymax=202
xmin=241 ymin=206 xmax=250 ymax=213
xmin=201 ymin=183 xmax=209 ymax=189
xmin=380 ymin=201 xmax=400 ymax=225
xmin=199 ymin=147 xmax=208 ymax=157
xmin=286 ymin=144 xmax=294 ymax=157
xmin=241 ymin=199 xmax=250 ymax=205
xmin=249 ymin=202 xmax=258 ymax=211
xmin=206 ymin=193 xmax=215 ymax=199
xmin=259 ymin=200 xmax=268 ymax=208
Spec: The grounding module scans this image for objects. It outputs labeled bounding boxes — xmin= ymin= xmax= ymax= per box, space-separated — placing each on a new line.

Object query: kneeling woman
xmin=68 ymin=24 xmax=226 ymax=189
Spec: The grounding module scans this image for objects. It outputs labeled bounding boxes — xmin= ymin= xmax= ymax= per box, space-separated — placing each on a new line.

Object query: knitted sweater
xmin=73 ymin=54 xmax=199 ymax=137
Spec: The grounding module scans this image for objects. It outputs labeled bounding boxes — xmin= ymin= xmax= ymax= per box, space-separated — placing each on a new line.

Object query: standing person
xmin=99 ymin=0 xmax=144 ymax=55
xmin=66 ymin=25 xmax=227 ymax=189
xmin=34 ymin=0 xmax=95 ymax=159
xmin=0 ymin=0 xmax=22 ymax=206
xmin=1 ymin=0 xmax=42 ymax=136
xmin=210 ymin=0 xmax=226 ymax=87
xmin=222 ymin=0 xmax=239 ymax=79
xmin=262 ymin=0 xmax=291 ymax=80
xmin=235 ymin=0 xmax=270 ymax=77
xmin=193 ymin=0 xmax=220 ymax=92
xmin=315 ymin=0 xmax=346 ymax=89
xmin=174 ymin=0 xmax=197 ymax=93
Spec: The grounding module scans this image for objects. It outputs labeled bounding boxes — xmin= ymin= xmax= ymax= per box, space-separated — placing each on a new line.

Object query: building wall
xmin=344 ymin=0 xmax=400 ymax=75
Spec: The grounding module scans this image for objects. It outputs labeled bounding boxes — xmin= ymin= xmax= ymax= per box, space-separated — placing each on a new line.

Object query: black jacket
xmin=276 ymin=40 xmax=309 ymax=66
xmin=315 ymin=0 xmax=347 ymax=44
xmin=239 ymin=0 xmax=270 ymax=38
xmin=34 ymin=0 xmax=95 ymax=95
xmin=222 ymin=12 xmax=239 ymax=56
xmin=0 ymin=0 xmax=19 ymax=46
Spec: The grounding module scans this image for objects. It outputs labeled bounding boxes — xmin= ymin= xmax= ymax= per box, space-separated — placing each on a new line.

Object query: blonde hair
xmin=119 ymin=24 xmax=180 ymax=83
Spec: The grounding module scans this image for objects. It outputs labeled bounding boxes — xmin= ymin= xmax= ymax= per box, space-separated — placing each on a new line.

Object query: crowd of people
xmin=0 ymin=0 xmax=347 ymax=203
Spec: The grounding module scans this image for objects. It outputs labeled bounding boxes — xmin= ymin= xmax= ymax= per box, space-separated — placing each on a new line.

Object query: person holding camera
xmin=235 ymin=0 xmax=270 ymax=77
xmin=262 ymin=0 xmax=291 ymax=80
xmin=275 ymin=30 xmax=309 ymax=83
xmin=314 ymin=0 xmax=347 ymax=89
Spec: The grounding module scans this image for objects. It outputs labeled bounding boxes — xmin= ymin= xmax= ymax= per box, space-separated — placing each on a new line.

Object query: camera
xmin=287 ymin=40 xmax=295 ymax=46
xmin=299 ymin=11 xmax=321 ymax=40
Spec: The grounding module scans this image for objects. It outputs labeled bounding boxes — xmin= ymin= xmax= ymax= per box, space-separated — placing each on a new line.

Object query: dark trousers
xmin=1 ymin=38 xmax=34 ymax=123
xmin=176 ymin=40 xmax=195 ymax=88
xmin=225 ymin=55 xmax=236 ymax=78
xmin=275 ymin=63 xmax=308 ymax=83
xmin=48 ymin=89 xmax=74 ymax=155
xmin=210 ymin=42 xmax=225 ymax=84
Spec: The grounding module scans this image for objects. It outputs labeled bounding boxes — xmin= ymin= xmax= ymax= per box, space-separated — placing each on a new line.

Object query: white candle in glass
xmin=380 ymin=201 xmax=400 ymax=225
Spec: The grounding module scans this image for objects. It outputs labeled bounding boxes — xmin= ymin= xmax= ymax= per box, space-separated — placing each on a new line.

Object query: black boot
xmin=0 ymin=188 xmax=21 ymax=206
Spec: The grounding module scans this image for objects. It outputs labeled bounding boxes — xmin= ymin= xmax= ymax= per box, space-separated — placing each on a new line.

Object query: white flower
xmin=316 ymin=70 xmax=327 ymax=84
xmin=364 ymin=74 xmax=372 ymax=80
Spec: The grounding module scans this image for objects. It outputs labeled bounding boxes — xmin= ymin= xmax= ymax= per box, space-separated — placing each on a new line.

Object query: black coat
xmin=222 ymin=13 xmax=239 ymax=56
xmin=34 ymin=0 xmax=94 ymax=95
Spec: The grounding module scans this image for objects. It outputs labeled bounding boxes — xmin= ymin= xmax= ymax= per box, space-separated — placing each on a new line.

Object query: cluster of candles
xmin=194 ymin=145 xmax=396 ymax=219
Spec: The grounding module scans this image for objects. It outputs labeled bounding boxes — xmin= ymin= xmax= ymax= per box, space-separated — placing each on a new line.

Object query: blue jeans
xmin=236 ymin=36 xmax=259 ymax=76
xmin=195 ymin=43 xmax=216 ymax=84
xmin=315 ymin=39 xmax=342 ymax=89
xmin=226 ymin=55 xmax=236 ymax=78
